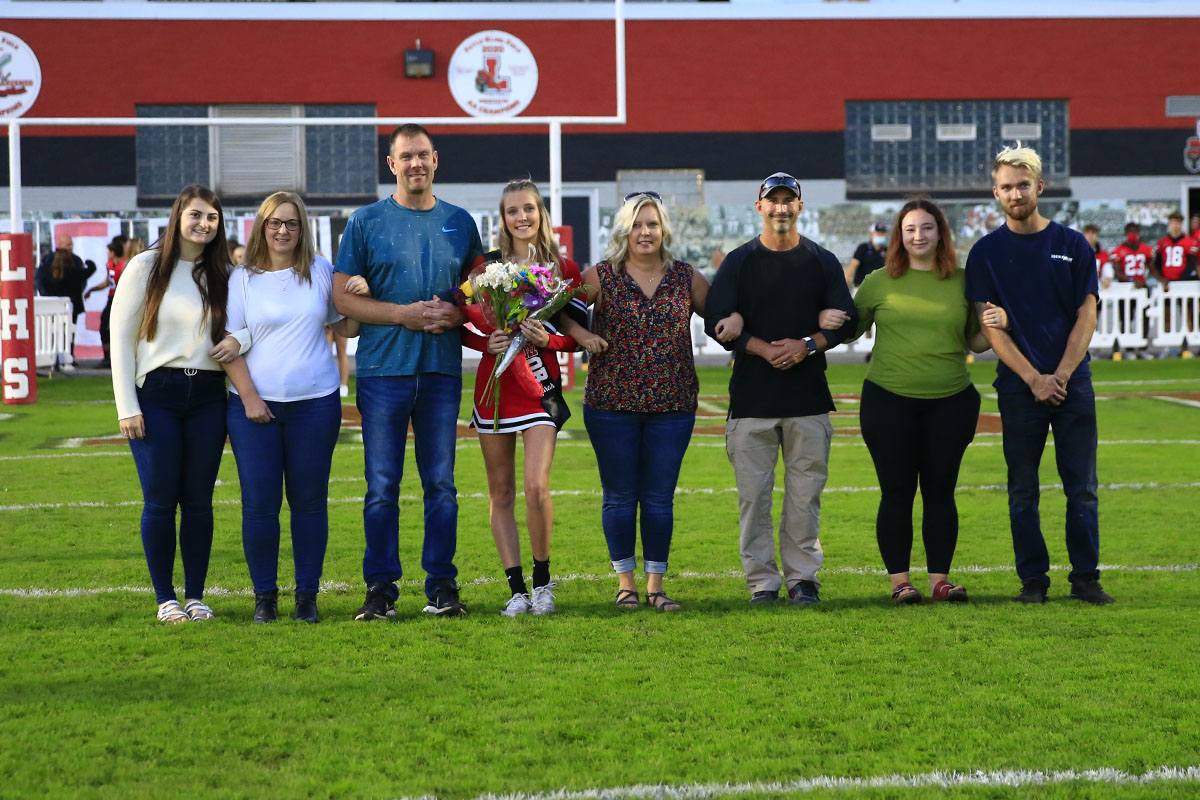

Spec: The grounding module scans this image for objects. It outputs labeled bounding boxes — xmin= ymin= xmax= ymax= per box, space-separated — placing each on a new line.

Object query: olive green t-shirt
xmin=854 ymin=267 xmax=979 ymax=399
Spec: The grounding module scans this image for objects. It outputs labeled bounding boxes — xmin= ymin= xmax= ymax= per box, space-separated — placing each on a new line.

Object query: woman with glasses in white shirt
xmin=212 ymin=191 xmax=360 ymax=623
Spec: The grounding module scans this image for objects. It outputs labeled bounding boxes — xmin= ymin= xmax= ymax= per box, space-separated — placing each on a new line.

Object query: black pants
xmin=100 ymin=295 xmax=113 ymax=348
xmin=859 ymin=380 xmax=980 ymax=575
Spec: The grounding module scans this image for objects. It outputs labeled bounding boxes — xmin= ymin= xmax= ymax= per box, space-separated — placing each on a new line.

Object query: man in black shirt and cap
xmin=844 ymin=222 xmax=887 ymax=289
xmin=704 ymin=172 xmax=857 ymax=606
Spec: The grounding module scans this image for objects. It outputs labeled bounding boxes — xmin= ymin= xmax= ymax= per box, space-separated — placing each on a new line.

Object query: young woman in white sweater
xmin=110 ymin=184 xmax=232 ymax=624
xmin=211 ymin=191 xmax=360 ymax=624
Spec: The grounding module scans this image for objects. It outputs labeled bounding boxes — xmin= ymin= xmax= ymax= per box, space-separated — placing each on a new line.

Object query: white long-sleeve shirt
xmin=109 ymin=250 xmax=223 ymax=420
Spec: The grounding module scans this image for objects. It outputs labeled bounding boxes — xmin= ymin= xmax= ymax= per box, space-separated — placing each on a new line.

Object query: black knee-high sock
xmin=505 ymin=566 xmax=528 ymax=597
xmin=532 ymin=558 xmax=551 ymax=589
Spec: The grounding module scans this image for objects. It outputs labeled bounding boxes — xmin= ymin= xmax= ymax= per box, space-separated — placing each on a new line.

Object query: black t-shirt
xmin=704 ymin=237 xmax=857 ymax=419
xmin=851 ymin=242 xmax=885 ymax=286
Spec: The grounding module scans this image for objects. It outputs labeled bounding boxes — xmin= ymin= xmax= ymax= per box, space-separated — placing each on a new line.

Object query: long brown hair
xmin=498 ymin=179 xmax=561 ymax=267
xmin=140 ymin=184 xmax=230 ymax=344
xmin=886 ymin=196 xmax=957 ymax=280
xmin=50 ymin=249 xmax=73 ymax=281
xmin=244 ymin=191 xmax=316 ymax=284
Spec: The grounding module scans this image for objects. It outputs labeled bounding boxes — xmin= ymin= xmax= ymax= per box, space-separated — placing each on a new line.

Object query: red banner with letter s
xmin=1 ymin=233 xmax=36 ymax=404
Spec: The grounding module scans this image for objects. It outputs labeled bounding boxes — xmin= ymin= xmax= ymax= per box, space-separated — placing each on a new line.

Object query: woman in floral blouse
xmin=563 ymin=192 xmax=739 ymax=611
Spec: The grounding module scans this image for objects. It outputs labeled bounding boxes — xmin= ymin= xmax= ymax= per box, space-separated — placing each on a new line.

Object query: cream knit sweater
xmin=110 ymin=250 xmax=223 ymax=420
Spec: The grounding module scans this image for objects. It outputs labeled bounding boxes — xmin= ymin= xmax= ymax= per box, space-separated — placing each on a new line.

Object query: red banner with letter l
xmin=1 ymin=233 xmax=37 ymax=404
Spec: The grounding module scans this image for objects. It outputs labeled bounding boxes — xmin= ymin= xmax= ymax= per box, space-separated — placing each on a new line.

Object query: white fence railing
xmin=34 ymin=296 xmax=73 ymax=372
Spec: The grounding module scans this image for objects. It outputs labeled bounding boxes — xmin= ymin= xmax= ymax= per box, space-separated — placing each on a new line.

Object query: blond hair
xmin=245 ymin=191 xmax=315 ymax=285
xmin=498 ymin=179 xmax=561 ymax=267
xmin=604 ymin=194 xmax=675 ymax=271
xmin=992 ymin=143 xmax=1043 ymax=184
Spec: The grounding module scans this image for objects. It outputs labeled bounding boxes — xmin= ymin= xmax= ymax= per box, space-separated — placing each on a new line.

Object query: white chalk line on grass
xmin=5 ymin=480 xmax=1200 ymax=514
xmin=398 ymin=766 xmax=1200 ymax=800
xmin=1154 ymin=395 xmax=1200 ymax=409
xmin=3 ymin=563 xmax=1197 ymax=599
xmin=6 ymin=437 xmax=1200 ymax=462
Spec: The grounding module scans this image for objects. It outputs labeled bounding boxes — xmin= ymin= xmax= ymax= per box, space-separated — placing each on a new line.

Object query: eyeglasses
xmin=758 ymin=175 xmax=801 ymax=199
xmin=265 ymin=218 xmax=300 ymax=232
xmin=623 ymin=191 xmax=662 ymax=203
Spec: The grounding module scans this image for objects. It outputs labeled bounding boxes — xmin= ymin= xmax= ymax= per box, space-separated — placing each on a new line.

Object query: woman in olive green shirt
xmin=848 ymin=197 xmax=1005 ymax=604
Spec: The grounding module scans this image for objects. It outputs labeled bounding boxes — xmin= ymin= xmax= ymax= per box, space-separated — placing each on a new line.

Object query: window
xmin=845 ymin=100 xmax=1069 ymax=193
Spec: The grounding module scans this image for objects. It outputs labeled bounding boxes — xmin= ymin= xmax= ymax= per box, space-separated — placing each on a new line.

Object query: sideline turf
xmin=1 ymin=360 xmax=1198 ymax=799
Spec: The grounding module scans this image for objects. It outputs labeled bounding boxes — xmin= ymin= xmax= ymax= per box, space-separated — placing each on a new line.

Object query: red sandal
xmin=891 ymin=582 xmax=921 ymax=605
xmin=931 ymin=580 xmax=968 ymax=603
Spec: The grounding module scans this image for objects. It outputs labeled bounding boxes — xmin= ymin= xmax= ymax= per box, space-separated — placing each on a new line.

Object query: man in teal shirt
xmin=335 ymin=124 xmax=484 ymax=620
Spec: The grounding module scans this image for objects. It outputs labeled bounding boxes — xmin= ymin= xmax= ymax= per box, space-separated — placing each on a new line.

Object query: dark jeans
xmin=582 ymin=405 xmax=695 ymax=574
xmin=860 ymin=380 xmax=980 ymax=575
xmin=128 ymin=368 xmax=227 ymax=604
xmin=998 ymin=380 xmax=1100 ymax=587
xmin=227 ymin=390 xmax=342 ymax=595
xmin=357 ymin=374 xmax=461 ymax=599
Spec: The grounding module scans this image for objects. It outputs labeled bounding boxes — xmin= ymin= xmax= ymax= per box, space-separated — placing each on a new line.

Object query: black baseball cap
xmin=758 ymin=172 xmax=801 ymax=200
xmin=871 ymin=223 xmax=887 ymax=233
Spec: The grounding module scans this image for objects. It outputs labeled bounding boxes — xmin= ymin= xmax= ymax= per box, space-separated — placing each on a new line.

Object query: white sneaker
xmin=531 ymin=583 xmax=557 ymax=615
xmin=60 ymin=363 xmax=77 ymax=373
xmin=500 ymin=592 xmax=531 ymax=617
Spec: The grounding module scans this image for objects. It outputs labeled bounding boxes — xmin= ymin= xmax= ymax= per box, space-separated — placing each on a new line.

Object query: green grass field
xmin=2 ymin=359 xmax=1198 ymax=799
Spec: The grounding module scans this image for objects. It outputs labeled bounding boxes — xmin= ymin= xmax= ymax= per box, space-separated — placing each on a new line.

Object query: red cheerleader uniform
xmin=462 ymin=258 xmax=583 ymax=434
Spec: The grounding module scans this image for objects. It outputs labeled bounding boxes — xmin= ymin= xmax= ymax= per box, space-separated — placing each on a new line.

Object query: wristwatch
xmin=802 ymin=336 xmax=817 ymax=355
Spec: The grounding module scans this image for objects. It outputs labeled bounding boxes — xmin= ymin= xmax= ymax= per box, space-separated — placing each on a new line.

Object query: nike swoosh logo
xmin=442 ymin=227 xmax=456 ymax=233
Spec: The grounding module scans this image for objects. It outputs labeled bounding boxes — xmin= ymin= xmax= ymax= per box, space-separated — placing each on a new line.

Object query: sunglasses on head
xmin=623 ymin=191 xmax=662 ymax=203
xmin=759 ymin=175 xmax=801 ymax=198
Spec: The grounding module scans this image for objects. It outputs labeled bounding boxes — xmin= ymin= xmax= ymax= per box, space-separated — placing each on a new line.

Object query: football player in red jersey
xmin=1189 ymin=213 xmax=1200 ymax=241
xmin=1082 ymin=224 xmax=1113 ymax=288
xmin=1152 ymin=211 xmax=1199 ymax=287
xmin=1110 ymin=222 xmax=1153 ymax=287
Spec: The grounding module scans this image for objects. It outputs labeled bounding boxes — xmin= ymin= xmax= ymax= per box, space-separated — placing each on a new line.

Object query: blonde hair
xmin=124 ymin=237 xmax=146 ymax=260
xmin=604 ymin=193 xmax=675 ymax=270
xmin=498 ymin=179 xmax=561 ymax=267
xmin=992 ymin=143 xmax=1043 ymax=184
xmin=245 ymin=191 xmax=315 ymax=285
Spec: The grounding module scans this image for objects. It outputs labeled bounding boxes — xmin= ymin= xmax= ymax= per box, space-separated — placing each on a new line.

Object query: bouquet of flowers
xmin=460 ymin=260 xmax=583 ymax=431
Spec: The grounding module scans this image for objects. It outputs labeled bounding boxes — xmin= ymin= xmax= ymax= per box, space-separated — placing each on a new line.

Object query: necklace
xmin=263 ymin=267 xmax=294 ymax=292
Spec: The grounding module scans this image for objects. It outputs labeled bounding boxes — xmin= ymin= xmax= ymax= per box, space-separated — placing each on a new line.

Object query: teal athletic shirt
xmin=335 ymin=196 xmax=484 ymax=378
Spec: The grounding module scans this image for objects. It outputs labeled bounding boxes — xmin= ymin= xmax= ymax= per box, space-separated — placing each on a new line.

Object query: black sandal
xmin=615 ymin=589 xmax=640 ymax=609
xmin=645 ymin=591 xmax=681 ymax=612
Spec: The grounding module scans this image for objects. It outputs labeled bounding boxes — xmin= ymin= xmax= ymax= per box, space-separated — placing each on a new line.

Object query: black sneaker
xmin=1069 ymin=578 xmax=1115 ymax=606
xmin=253 ymin=590 xmax=278 ymax=623
xmin=354 ymin=582 xmax=397 ymax=620
xmin=789 ymin=580 xmax=821 ymax=605
xmin=1013 ymin=580 xmax=1048 ymax=604
xmin=749 ymin=590 xmax=779 ymax=605
xmin=423 ymin=581 xmax=468 ymax=617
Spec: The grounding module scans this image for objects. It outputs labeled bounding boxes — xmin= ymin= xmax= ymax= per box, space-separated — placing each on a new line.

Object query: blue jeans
xmin=128 ymin=368 xmax=227 ymax=604
xmin=357 ymin=374 xmax=461 ymax=599
xmin=227 ymin=390 xmax=341 ymax=595
xmin=583 ymin=405 xmax=695 ymax=574
xmin=997 ymin=380 xmax=1100 ymax=587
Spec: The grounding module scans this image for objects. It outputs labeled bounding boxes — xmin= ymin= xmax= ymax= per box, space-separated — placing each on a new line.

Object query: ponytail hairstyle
xmin=140 ymin=184 xmax=230 ymax=344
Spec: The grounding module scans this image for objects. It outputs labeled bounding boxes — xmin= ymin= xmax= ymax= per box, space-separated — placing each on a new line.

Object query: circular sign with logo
xmin=0 ymin=32 xmax=41 ymax=118
xmin=448 ymin=30 xmax=538 ymax=118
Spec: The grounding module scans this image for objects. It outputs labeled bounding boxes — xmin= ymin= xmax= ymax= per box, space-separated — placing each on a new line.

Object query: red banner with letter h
xmin=1 ymin=233 xmax=37 ymax=404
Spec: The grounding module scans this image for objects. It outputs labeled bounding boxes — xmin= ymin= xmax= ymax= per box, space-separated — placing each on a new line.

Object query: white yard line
xmin=1152 ymin=395 xmax=1200 ymax=409
xmin=2 ymin=563 xmax=1196 ymax=598
xmin=4 ymin=481 xmax=1200 ymax=514
xmin=394 ymin=766 xmax=1200 ymax=800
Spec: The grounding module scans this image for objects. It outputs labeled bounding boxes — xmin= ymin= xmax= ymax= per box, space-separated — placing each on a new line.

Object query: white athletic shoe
xmin=531 ymin=583 xmax=557 ymax=616
xmin=500 ymin=592 xmax=532 ymax=617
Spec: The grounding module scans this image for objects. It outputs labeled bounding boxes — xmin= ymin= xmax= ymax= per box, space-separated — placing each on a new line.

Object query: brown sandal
xmin=891 ymin=582 xmax=921 ymax=605
xmin=615 ymin=589 xmax=640 ymax=609
xmin=931 ymin=580 xmax=968 ymax=602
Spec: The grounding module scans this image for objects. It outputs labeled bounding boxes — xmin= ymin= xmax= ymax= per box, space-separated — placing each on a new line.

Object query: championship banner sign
xmin=0 ymin=32 xmax=42 ymax=118
xmin=1 ymin=234 xmax=36 ymax=404
xmin=448 ymin=31 xmax=539 ymax=118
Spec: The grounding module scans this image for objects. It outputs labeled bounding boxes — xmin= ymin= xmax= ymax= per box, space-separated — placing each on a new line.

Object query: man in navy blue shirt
xmin=335 ymin=124 xmax=484 ymax=620
xmin=965 ymin=145 xmax=1112 ymax=605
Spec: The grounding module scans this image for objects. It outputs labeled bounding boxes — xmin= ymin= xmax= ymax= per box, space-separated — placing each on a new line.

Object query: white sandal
xmin=183 ymin=599 xmax=214 ymax=621
xmin=157 ymin=600 xmax=190 ymax=624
